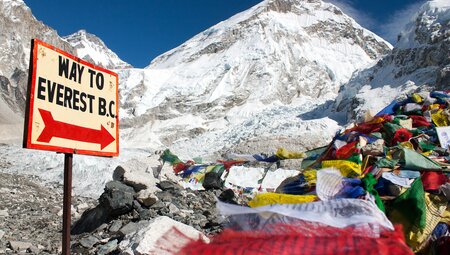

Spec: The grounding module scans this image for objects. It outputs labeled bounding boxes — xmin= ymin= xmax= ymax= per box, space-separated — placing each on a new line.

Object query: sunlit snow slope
xmin=334 ymin=0 xmax=450 ymax=122
xmin=119 ymin=0 xmax=391 ymax=159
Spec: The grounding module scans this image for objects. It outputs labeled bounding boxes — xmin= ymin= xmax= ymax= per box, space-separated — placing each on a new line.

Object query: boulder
xmin=8 ymin=241 xmax=32 ymax=252
xmin=99 ymin=181 xmax=135 ymax=217
xmin=157 ymin=180 xmax=182 ymax=191
xmin=136 ymin=188 xmax=159 ymax=207
xmin=202 ymin=171 xmax=223 ymax=190
xmin=70 ymin=205 xmax=110 ymax=234
xmin=119 ymin=216 xmax=208 ymax=255
xmin=113 ymin=158 xmax=160 ymax=192
xmin=72 ymin=181 xmax=134 ymax=235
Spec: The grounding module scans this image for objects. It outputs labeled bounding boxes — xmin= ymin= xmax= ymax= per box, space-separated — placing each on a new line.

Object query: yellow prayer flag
xmin=411 ymin=93 xmax=423 ymax=103
xmin=275 ymin=148 xmax=306 ymax=159
xmin=321 ymin=160 xmax=362 ymax=177
xmin=431 ymin=109 xmax=450 ymax=127
xmin=248 ymin=192 xmax=317 ymax=208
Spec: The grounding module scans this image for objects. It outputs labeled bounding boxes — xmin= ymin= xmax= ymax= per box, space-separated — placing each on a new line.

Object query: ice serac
xmin=119 ymin=0 xmax=391 ymax=158
xmin=334 ymin=0 xmax=450 ymax=122
xmin=63 ymin=30 xmax=132 ymax=70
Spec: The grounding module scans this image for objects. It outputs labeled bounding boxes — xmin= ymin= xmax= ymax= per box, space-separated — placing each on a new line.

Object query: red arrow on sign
xmin=37 ymin=108 xmax=115 ymax=150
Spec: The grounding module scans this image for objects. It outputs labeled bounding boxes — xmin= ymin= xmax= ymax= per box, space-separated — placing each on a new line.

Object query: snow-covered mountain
xmin=0 ymin=0 xmax=74 ymax=132
xmin=119 ymin=0 xmax=391 ymax=159
xmin=63 ymin=29 xmax=132 ymax=70
xmin=1 ymin=0 xmax=447 ymax=197
xmin=334 ymin=0 xmax=450 ymax=122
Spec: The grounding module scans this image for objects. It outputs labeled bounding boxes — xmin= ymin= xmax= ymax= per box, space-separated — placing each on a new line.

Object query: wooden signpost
xmin=23 ymin=39 xmax=119 ymax=254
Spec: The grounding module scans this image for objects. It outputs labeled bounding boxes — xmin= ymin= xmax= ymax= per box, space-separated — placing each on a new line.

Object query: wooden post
xmin=62 ymin=153 xmax=73 ymax=255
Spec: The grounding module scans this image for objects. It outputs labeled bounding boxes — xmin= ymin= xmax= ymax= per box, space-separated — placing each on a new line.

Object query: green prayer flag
xmin=362 ymin=173 xmax=385 ymax=212
xmin=370 ymin=132 xmax=383 ymax=139
xmin=211 ymin=164 xmax=225 ymax=174
xmin=409 ymin=128 xmax=423 ymax=137
xmin=388 ymin=178 xmax=427 ymax=230
xmin=160 ymin=149 xmax=182 ymax=165
xmin=375 ymin=158 xmax=399 ymax=169
xmin=347 ymin=154 xmax=362 ymax=164
xmin=418 ymin=142 xmax=435 ymax=152
xmin=382 ymin=122 xmax=402 ymax=143
xmin=402 ymin=148 xmax=441 ymax=170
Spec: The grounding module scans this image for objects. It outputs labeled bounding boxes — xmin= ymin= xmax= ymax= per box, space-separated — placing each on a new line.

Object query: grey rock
xmin=75 ymin=202 xmax=90 ymax=213
xmin=136 ymin=189 xmax=158 ymax=207
xmin=119 ymin=222 xmax=139 ymax=236
xmin=8 ymin=241 xmax=32 ymax=252
xmin=138 ymin=208 xmax=158 ymax=220
xmin=0 ymin=229 xmax=4 ymax=240
xmin=96 ymin=223 xmax=109 ymax=232
xmin=99 ymin=181 xmax=135 ymax=217
xmin=132 ymin=200 xmax=143 ymax=211
xmin=202 ymin=171 xmax=223 ymax=190
xmin=117 ymin=216 xmax=207 ymax=254
xmin=112 ymin=159 xmax=159 ymax=192
xmin=71 ymin=205 xmax=110 ymax=235
xmin=278 ymin=159 xmax=303 ymax=169
xmin=27 ymin=245 xmax=40 ymax=254
xmin=132 ymin=209 xmax=140 ymax=219
xmin=168 ymin=203 xmax=180 ymax=215
xmin=0 ymin=172 xmax=97 ymax=254
xmin=157 ymin=180 xmax=182 ymax=191
xmin=214 ymin=189 xmax=223 ymax=197
xmin=96 ymin=239 xmax=118 ymax=255
xmin=150 ymin=200 xmax=165 ymax=209
xmin=109 ymin=220 xmax=123 ymax=233
xmin=157 ymin=192 xmax=173 ymax=202
xmin=0 ymin=209 xmax=8 ymax=217
xmin=152 ymin=165 xmax=163 ymax=178
xmin=79 ymin=236 xmax=100 ymax=249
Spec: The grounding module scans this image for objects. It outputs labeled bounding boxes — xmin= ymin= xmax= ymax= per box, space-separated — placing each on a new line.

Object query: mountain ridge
xmin=63 ymin=29 xmax=132 ymax=70
xmin=0 ymin=0 xmax=447 ymax=196
xmin=118 ymin=0 xmax=392 ymax=158
xmin=333 ymin=0 xmax=450 ymax=122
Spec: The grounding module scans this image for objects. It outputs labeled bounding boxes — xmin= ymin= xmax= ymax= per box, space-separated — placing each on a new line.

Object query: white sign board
xmin=23 ymin=39 xmax=119 ymax=157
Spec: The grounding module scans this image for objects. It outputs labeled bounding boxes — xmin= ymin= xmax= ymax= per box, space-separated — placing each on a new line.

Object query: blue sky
xmin=23 ymin=0 xmax=425 ymax=68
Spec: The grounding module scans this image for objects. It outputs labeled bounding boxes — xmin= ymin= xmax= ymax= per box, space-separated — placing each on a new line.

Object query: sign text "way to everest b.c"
xmin=23 ymin=39 xmax=119 ymax=157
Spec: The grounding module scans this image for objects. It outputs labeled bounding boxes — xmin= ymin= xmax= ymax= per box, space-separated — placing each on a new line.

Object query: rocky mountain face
xmin=334 ymin=0 xmax=450 ymax=122
xmin=118 ymin=0 xmax=391 ymax=158
xmin=0 ymin=0 xmax=129 ymax=141
xmin=0 ymin=0 xmax=74 ymax=121
xmin=63 ymin=30 xmax=132 ymax=70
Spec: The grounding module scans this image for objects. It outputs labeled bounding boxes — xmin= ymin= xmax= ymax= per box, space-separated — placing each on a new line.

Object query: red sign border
xmin=23 ymin=39 xmax=119 ymax=157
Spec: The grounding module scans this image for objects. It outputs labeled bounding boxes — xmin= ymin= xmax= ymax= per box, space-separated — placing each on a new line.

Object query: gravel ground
xmin=0 ymin=172 xmax=96 ymax=254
